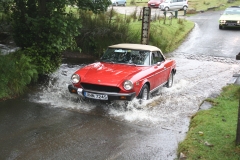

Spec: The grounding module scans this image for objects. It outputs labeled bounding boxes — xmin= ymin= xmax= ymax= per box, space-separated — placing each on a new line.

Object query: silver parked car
xmin=159 ymin=0 xmax=188 ymax=11
xmin=111 ymin=0 xmax=126 ymax=6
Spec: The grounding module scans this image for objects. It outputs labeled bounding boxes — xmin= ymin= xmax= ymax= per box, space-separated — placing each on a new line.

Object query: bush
xmin=0 ymin=51 xmax=38 ymax=99
xmin=23 ymin=46 xmax=62 ymax=75
xmin=76 ymin=9 xmax=139 ymax=57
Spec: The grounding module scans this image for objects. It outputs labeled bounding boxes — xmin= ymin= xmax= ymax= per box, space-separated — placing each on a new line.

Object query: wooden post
xmin=141 ymin=7 xmax=151 ymax=45
xmin=236 ymin=53 xmax=240 ymax=146
xmin=236 ymin=95 xmax=240 ymax=146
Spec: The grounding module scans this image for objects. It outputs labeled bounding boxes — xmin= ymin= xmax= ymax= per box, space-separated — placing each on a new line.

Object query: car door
xmin=151 ymin=51 xmax=169 ymax=88
xmin=171 ymin=0 xmax=183 ymax=10
xmin=170 ymin=0 xmax=178 ymax=10
xmin=176 ymin=0 xmax=184 ymax=10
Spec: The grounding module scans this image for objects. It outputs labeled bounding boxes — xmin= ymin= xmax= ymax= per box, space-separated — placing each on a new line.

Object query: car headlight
xmin=237 ymin=20 xmax=240 ymax=24
xmin=220 ymin=20 xmax=226 ymax=23
xmin=71 ymin=74 xmax=80 ymax=84
xmin=123 ymin=80 xmax=133 ymax=90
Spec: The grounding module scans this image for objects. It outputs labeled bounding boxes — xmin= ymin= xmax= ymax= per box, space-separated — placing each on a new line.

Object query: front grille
xmin=81 ymin=83 xmax=120 ymax=93
xmin=226 ymin=20 xmax=237 ymax=23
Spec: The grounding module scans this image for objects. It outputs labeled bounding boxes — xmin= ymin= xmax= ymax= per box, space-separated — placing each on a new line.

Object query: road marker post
xmin=141 ymin=7 xmax=151 ymax=45
xmin=236 ymin=52 xmax=240 ymax=146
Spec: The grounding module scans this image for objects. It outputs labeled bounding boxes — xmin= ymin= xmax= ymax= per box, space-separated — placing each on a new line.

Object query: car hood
xmin=78 ymin=62 xmax=145 ymax=86
xmin=219 ymin=15 xmax=240 ymax=20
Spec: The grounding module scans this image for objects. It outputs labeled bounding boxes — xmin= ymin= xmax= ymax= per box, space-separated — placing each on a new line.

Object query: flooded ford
xmin=0 ymin=10 xmax=240 ymax=160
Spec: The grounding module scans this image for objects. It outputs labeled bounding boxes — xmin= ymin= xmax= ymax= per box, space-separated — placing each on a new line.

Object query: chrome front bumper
xmin=68 ymin=84 xmax=136 ymax=101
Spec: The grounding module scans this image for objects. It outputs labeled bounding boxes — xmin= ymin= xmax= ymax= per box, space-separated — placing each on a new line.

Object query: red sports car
xmin=148 ymin=0 xmax=164 ymax=8
xmin=68 ymin=43 xmax=176 ymax=101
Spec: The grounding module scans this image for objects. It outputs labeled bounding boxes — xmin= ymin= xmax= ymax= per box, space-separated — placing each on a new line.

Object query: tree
xmin=9 ymin=0 xmax=111 ymax=74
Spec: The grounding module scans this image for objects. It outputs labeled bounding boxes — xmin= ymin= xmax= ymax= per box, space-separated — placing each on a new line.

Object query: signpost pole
xmin=237 ymin=97 xmax=240 ymax=145
xmin=141 ymin=7 xmax=151 ymax=45
xmin=236 ymin=52 xmax=240 ymax=146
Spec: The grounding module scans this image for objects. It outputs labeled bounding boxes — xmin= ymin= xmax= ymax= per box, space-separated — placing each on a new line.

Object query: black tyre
xmin=138 ymin=84 xmax=150 ymax=100
xmin=166 ymin=72 xmax=174 ymax=88
xmin=219 ymin=25 xmax=223 ymax=29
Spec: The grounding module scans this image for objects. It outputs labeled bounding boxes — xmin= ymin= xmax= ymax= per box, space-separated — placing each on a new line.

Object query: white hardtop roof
xmin=108 ymin=43 xmax=161 ymax=52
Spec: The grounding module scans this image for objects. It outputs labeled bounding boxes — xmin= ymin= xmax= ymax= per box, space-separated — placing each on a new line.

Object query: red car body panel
xmin=76 ymin=62 xmax=143 ymax=86
xmin=148 ymin=0 xmax=164 ymax=8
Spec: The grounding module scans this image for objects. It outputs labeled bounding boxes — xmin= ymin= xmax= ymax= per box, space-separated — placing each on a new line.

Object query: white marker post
xmin=141 ymin=7 xmax=151 ymax=45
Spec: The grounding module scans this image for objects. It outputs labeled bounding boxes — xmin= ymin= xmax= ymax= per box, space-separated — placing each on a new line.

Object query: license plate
xmin=84 ymin=92 xmax=108 ymax=100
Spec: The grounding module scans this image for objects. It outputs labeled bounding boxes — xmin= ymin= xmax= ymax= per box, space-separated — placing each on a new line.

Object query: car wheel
xmin=138 ymin=84 xmax=150 ymax=100
xmin=219 ymin=25 xmax=223 ymax=29
xmin=165 ymin=7 xmax=169 ymax=11
xmin=183 ymin=6 xmax=187 ymax=10
xmin=166 ymin=71 xmax=174 ymax=88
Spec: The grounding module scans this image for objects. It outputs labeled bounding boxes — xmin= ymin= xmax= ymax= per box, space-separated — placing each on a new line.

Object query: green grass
xmin=132 ymin=0 xmax=148 ymax=7
xmin=178 ymin=85 xmax=240 ymax=159
xmin=132 ymin=0 xmax=240 ymax=11
xmin=150 ymin=18 xmax=194 ymax=53
xmin=0 ymin=51 xmax=38 ymax=100
xmin=189 ymin=0 xmax=240 ymax=11
xmin=74 ymin=6 xmax=194 ymax=56
xmin=124 ymin=17 xmax=194 ymax=53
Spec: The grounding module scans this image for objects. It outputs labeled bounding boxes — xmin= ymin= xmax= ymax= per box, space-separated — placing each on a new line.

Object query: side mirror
xmin=236 ymin=52 xmax=240 ymax=60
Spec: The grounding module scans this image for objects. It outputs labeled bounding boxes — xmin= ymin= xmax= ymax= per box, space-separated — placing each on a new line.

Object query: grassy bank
xmin=178 ymin=85 xmax=240 ymax=159
xmin=189 ymin=0 xmax=240 ymax=11
xmin=128 ymin=18 xmax=194 ymax=53
xmin=0 ymin=50 xmax=38 ymax=100
xmin=133 ymin=0 xmax=240 ymax=11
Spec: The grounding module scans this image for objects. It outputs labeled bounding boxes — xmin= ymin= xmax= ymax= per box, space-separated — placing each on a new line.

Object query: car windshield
xmin=223 ymin=8 xmax=240 ymax=15
xmin=100 ymin=48 xmax=151 ymax=66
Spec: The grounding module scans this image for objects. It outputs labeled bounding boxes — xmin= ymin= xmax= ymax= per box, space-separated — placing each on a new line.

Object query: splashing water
xmin=29 ymin=57 xmax=240 ymax=128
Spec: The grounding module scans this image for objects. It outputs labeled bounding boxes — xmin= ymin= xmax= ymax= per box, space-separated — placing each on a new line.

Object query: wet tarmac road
xmin=1 ymin=10 xmax=240 ymax=160
xmin=174 ymin=10 xmax=240 ymax=58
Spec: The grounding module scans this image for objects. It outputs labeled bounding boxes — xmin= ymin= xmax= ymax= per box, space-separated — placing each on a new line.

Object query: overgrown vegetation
xmin=0 ymin=50 xmax=38 ymax=100
xmin=75 ymin=8 xmax=139 ymax=57
xmin=1 ymin=0 xmax=111 ymax=75
xmin=67 ymin=6 xmax=193 ymax=57
xmin=178 ymin=85 xmax=240 ymax=159
xmin=11 ymin=0 xmax=82 ymax=75
xmin=149 ymin=18 xmax=194 ymax=53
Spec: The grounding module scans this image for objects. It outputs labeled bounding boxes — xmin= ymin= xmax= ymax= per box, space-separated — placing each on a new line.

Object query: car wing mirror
xmin=157 ymin=62 xmax=161 ymax=66
xmin=236 ymin=52 xmax=240 ymax=60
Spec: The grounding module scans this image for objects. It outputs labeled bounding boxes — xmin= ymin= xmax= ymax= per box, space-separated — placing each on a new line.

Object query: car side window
xmin=151 ymin=51 xmax=165 ymax=65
